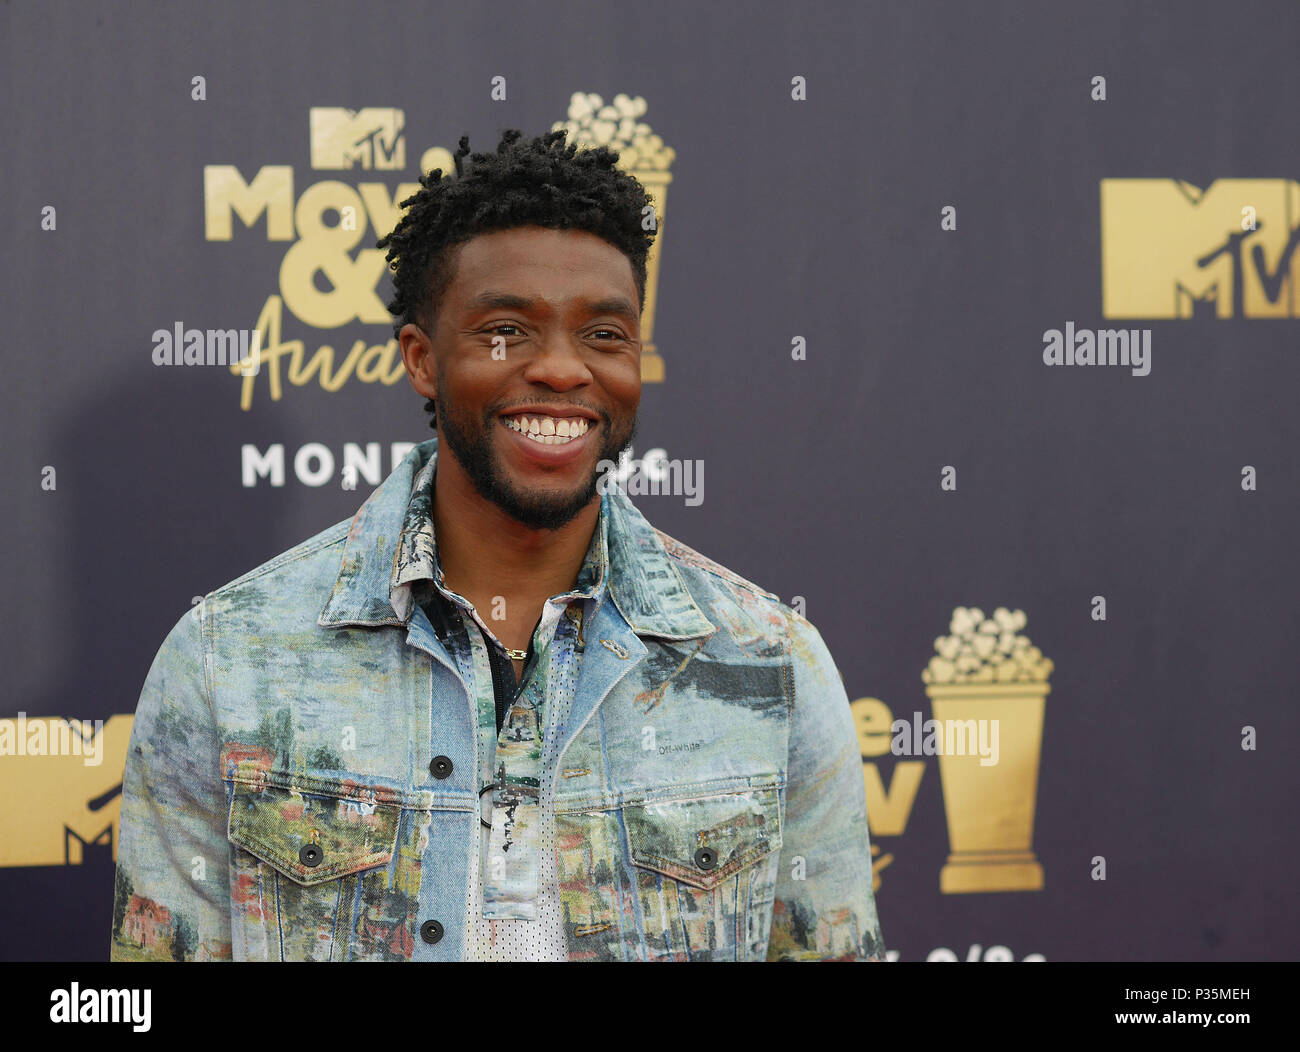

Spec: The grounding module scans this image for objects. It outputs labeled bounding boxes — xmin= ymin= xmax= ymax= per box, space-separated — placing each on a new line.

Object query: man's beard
xmin=435 ymin=387 xmax=637 ymax=531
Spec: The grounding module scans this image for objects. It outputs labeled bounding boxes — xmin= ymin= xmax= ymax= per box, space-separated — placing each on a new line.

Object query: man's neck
xmin=431 ymin=458 xmax=599 ymax=609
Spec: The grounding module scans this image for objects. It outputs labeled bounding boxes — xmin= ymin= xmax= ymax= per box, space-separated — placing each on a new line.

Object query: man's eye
xmin=591 ymin=329 xmax=625 ymax=341
xmin=484 ymin=324 xmax=522 ymax=337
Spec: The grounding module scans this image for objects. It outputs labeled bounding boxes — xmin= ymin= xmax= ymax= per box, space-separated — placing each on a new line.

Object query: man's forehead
xmin=447 ymin=227 xmax=639 ymax=309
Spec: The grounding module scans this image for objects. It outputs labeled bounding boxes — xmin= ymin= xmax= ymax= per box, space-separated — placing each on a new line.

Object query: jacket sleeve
xmin=766 ymin=609 xmax=885 ymax=960
xmin=110 ymin=603 xmax=232 ymax=962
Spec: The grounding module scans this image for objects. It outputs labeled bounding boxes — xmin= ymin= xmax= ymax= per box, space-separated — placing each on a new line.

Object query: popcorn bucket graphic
xmin=630 ymin=168 xmax=671 ymax=382
xmin=553 ymin=92 xmax=675 ymax=382
xmin=922 ymin=608 xmax=1052 ymax=894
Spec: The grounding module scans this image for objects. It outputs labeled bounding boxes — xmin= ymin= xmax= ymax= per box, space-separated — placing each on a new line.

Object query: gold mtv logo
xmin=310 ymin=107 xmax=405 ymax=170
xmin=0 ymin=715 xmax=133 ymax=867
xmin=1101 ymin=178 xmax=1300 ymax=318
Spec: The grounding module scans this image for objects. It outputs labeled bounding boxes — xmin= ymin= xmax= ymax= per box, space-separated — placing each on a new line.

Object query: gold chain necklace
xmin=502 ymin=604 xmax=583 ymax=661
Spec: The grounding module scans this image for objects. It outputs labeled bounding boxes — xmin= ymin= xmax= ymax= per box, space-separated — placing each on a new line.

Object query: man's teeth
xmin=503 ymin=415 xmax=591 ymax=444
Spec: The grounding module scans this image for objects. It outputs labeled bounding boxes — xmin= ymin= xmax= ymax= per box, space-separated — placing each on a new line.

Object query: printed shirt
xmin=394 ymin=454 xmax=609 ymax=960
xmin=110 ymin=437 xmax=886 ymax=962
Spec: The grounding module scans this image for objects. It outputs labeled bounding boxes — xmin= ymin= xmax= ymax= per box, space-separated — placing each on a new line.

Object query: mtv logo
xmin=310 ymin=107 xmax=406 ymax=170
xmin=0 ymin=715 xmax=133 ymax=867
xmin=1101 ymin=178 xmax=1300 ymax=319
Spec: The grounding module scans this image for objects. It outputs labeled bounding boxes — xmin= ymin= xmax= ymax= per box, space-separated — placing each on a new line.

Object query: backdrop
xmin=2 ymin=0 xmax=1297 ymax=962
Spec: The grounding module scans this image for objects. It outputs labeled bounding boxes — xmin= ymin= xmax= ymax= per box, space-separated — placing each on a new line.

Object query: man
xmin=110 ymin=128 xmax=885 ymax=962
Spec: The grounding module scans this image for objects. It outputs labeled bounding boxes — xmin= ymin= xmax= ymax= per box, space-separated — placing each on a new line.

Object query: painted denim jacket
xmin=110 ymin=438 xmax=884 ymax=962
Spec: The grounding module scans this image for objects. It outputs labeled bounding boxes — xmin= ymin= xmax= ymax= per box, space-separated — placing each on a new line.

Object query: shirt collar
xmin=318 ymin=437 xmax=714 ymax=640
xmin=388 ymin=447 xmax=610 ymax=622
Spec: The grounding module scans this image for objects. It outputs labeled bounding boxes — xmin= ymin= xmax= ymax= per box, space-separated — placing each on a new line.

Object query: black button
xmin=299 ymin=844 xmax=323 ymax=867
xmin=694 ymin=846 xmax=717 ymax=870
xmin=420 ymin=919 xmax=444 ymax=944
xmin=430 ymin=755 xmax=453 ymax=779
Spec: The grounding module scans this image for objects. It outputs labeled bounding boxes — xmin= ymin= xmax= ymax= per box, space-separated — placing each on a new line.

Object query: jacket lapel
xmin=315 ymin=437 xmax=720 ymax=761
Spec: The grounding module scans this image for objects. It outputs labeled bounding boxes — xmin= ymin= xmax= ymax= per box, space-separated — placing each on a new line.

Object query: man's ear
xmin=398 ymin=322 xmax=437 ymax=400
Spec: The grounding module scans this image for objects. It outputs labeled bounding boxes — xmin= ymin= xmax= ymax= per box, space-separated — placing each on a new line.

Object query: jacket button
xmin=299 ymin=844 xmax=323 ymax=867
xmin=694 ymin=847 xmax=717 ymax=870
xmin=420 ymin=919 xmax=444 ymax=944
xmin=429 ymin=755 xmax=453 ymax=779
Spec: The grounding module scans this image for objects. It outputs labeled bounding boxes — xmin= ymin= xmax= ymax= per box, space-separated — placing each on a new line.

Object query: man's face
xmin=401 ymin=225 xmax=642 ymax=531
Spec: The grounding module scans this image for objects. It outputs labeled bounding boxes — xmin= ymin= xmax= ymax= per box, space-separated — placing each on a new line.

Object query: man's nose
xmin=521 ymin=331 xmax=594 ymax=389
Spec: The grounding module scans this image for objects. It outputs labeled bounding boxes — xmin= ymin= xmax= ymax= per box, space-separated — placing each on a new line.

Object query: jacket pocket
xmin=228 ymin=779 xmax=402 ymax=885
xmin=624 ymin=785 xmax=783 ymax=961
xmin=226 ymin=775 xmax=426 ymax=961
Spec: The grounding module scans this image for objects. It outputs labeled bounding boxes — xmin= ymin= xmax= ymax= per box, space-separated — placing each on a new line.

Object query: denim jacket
xmin=110 ymin=438 xmax=884 ymax=962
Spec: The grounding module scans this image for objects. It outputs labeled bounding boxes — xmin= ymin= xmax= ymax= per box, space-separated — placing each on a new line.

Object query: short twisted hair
xmin=376 ymin=128 xmax=657 ymax=427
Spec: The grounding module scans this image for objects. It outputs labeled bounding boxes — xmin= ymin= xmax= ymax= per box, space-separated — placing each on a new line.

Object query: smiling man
xmin=110 ymin=128 xmax=885 ymax=962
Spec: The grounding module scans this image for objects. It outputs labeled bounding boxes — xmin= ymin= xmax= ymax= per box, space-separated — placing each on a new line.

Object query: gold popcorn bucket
xmin=926 ymin=682 xmax=1049 ymax=893
xmin=628 ymin=168 xmax=671 ymax=383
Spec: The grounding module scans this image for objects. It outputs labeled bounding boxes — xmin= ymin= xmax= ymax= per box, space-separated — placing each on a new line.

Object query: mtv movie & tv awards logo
xmin=1037 ymin=178 xmax=1300 ymax=379
xmin=1102 ymin=178 xmax=1300 ymax=318
xmin=853 ymin=606 xmax=1053 ymax=959
xmin=202 ymin=96 xmax=676 ymax=415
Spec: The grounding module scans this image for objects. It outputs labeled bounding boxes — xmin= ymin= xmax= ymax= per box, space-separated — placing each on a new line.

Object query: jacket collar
xmin=317 ymin=438 xmax=715 ymax=641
